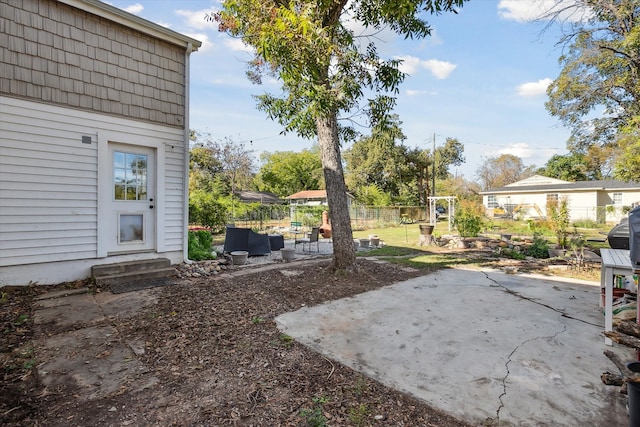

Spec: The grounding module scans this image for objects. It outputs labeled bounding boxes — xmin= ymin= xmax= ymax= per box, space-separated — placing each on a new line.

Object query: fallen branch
xmin=617 ymin=320 xmax=640 ymax=339
xmin=604 ymin=350 xmax=640 ymax=383
xmin=604 ymin=349 xmax=631 ymax=375
xmin=323 ymin=356 xmax=335 ymax=380
xmin=604 ymin=330 xmax=640 ymax=350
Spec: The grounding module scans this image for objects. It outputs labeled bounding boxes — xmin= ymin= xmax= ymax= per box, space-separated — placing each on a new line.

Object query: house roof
xmin=235 ymin=191 xmax=283 ymax=205
xmin=480 ymin=176 xmax=640 ymax=195
xmin=60 ymin=0 xmax=202 ymax=50
xmin=286 ymin=190 xmax=328 ymax=200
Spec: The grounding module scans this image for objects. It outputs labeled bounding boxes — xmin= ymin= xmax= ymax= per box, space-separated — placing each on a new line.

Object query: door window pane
xmin=119 ymin=214 xmax=143 ymax=242
xmin=113 ymin=151 xmax=148 ymax=201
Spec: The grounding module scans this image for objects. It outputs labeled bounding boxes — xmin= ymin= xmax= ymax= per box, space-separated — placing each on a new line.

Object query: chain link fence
xmin=228 ymin=204 xmax=431 ymax=232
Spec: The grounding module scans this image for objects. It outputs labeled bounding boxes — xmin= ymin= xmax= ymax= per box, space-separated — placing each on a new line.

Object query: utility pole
xmin=432 ymin=133 xmax=436 ymax=197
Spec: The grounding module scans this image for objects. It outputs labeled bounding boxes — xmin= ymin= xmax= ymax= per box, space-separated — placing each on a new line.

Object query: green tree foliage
xmin=355 ymin=184 xmax=392 ymax=207
xmin=344 ymin=116 xmax=419 ymax=204
xmin=434 ymin=137 xmax=465 ymax=179
xmin=614 ymin=116 xmax=640 ymax=181
xmin=188 ymin=190 xmax=229 ymax=232
xmin=190 ymin=145 xmax=228 ymax=194
xmin=189 ymin=133 xmax=257 ymax=229
xmin=475 ymin=154 xmax=536 ymax=190
xmin=345 ymin=121 xmax=465 ymax=206
xmin=256 ymin=148 xmax=323 ymax=197
xmin=536 ymin=153 xmax=588 ymax=181
xmin=544 ymin=0 xmax=640 ymax=178
xmin=211 ymin=0 xmax=467 ymax=271
xmin=436 ymin=176 xmax=481 ymax=203
xmin=190 ymin=132 xmax=255 ymax=195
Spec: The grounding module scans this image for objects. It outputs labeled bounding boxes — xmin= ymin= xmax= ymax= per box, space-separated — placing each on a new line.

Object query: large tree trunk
xmin=316 ymin=114 xmax=356 ymax=272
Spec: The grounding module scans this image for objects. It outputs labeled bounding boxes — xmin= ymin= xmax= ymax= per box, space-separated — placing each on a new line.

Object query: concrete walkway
xmin=276 ymin=267 xmax=632 ymax=426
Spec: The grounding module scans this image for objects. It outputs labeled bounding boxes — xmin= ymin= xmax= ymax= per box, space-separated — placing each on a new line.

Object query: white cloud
xmin=396 ymin=55 xmax=422 ymax=74
xmin=395 ymin=55 xmax=456 ymax=79
xmin=122 ymin=3 xmax=144 ymax=15
xmin=186 ymin=33 xmax=213 ymax=52
xmin=498 ymin=0 xmax=591 ymax=23
xmin=498 ymin=143 xmax=533 ymax=159
xmin=517 ymin=78 xmax=552 ymax=97
xmin=176 ymin=8 xmax=217 ymax=31
xmin=224 ymin=38 xmax=254 ymax=54
xmin=423 ymin=59 xmax=457 ymax=79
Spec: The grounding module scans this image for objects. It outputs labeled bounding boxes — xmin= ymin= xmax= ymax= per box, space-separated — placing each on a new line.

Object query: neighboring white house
xmin=0 ymin=0 xmax=201 ymax=285
xmin=480 ymin=175 xmax=640 ymax=223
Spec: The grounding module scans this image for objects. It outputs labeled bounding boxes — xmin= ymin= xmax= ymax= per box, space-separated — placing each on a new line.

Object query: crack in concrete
xmin=493 ymin=323 xmax=567 ymax=425
xmin=481 ymin=271 xmax=574 ymax=425
xmin=482 ymin=271 xmax=601 ymax=327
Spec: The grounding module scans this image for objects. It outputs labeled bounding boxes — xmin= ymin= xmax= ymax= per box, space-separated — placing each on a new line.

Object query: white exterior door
xmin=107 ymin=143 xmax=156 ymax=253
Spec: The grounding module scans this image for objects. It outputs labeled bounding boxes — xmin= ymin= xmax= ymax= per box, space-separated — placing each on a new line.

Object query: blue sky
xmin=106 ymin=0 xmax=578 ymax=179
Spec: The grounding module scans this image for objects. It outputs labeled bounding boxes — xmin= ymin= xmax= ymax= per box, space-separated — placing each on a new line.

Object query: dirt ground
xmin=0 ymin=252 xmax=595 ymax=427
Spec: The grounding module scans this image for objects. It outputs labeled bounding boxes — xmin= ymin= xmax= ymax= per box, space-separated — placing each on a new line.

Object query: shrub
xmin=500 ymin=248 xmax=526 ymax=260
xmin=188 ymin=230 xmax=216 ymax=260
xmin=453 ymin=201 xmax=484 ymax=237
xmin=524 ymin=233 xmax=550 ymax=259
xmin=189 ymin=190 xmax=228 ymax=233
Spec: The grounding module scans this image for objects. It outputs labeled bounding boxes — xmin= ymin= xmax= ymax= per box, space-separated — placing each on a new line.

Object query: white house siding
xmin=567 ymin=191 xmax=598 ymax=221
xmin=0 ymin=96 xmax=185 ymax=285
xmin=164 ymin=152 xmax=186 ymax=250
xmin=483 ymin=187 xmax=640 ymax=223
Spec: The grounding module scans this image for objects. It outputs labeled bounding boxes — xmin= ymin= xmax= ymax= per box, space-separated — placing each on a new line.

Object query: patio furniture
xmin=268 ymin=234 xmax=285 ymax=251
xmin=223 ymin=225 xmax=271 ymax=256
xmin=289 ymin=221 xmax=305 ymax=240
xmin=295 ymin=227 xmax=320 ymax=252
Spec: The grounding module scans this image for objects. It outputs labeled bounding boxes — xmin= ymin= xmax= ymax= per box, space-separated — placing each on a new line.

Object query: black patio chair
xmin=295 ymin=227 xmax=320 ymax=252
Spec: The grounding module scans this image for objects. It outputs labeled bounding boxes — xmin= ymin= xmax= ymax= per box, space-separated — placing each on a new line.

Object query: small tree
xmin=547 ymin=197 xmax=570 ymax=248
xmin=453 ymin=201 xmax=484 ymax=238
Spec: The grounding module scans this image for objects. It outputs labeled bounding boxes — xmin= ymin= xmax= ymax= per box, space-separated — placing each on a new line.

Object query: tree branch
xmin=323 ymin=0 xmax=349 ymax=27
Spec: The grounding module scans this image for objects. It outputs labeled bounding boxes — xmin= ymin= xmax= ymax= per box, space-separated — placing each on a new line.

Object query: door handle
xmin=149 ymin=198 xmax=154 ymax=209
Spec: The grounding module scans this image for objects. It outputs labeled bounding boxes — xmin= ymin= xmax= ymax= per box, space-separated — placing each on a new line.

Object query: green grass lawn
xmin=351 ymin=221 xmax=610 ymax=281
xmin=206 ymin=221 xmax=608 ymax=281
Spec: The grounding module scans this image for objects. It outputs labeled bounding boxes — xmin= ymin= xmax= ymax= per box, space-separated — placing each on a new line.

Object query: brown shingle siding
xmin=43 ymin=16 xmax=56 ymax=33
xmin=1 ymin=0 xmax=188 ymax=128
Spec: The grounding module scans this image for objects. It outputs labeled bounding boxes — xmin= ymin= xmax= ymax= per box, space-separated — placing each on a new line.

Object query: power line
xmin=430 ymin=134 xmax=567 ymax=151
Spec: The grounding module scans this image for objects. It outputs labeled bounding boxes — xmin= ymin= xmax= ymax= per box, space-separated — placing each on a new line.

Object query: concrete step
xmin=92 ymin=258 xmax=175 ymax=287
xmin=94 ymin=267 xmax=176 ymax=287
xmin=92 ymin=258 xmax=171 ymax=278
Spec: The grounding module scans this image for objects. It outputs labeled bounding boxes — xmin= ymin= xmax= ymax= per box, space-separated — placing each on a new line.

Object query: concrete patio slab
xmin=276 ymin=267 xmax=632 ymax=426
